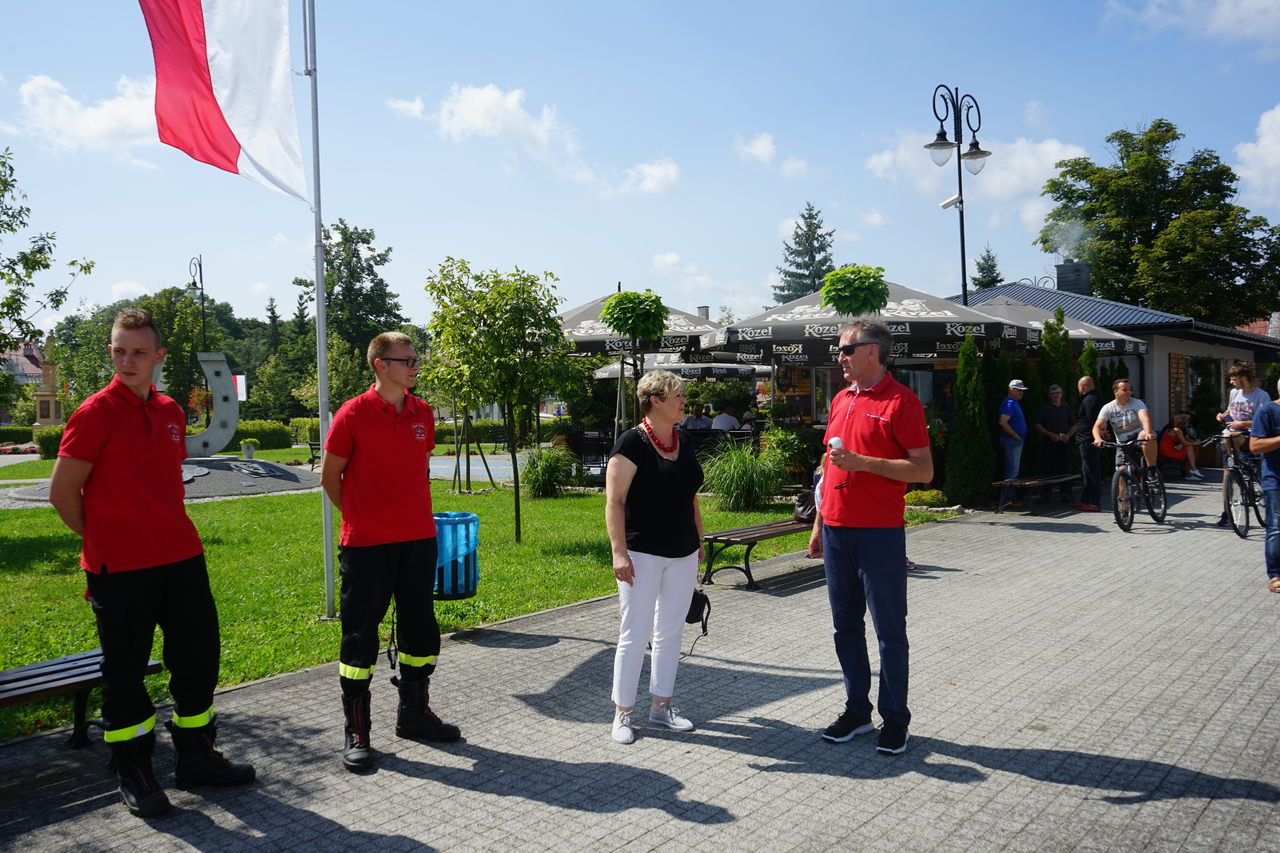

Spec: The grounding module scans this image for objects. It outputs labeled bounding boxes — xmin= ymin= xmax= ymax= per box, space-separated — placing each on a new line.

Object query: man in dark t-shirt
xmin=1035 ymin=384 xmax=1076 ymax=495
xmin=1249 ymin=393 xmax=1280 ymax=595
xmin=1071 ymin=376 xmax=1104 ymax=511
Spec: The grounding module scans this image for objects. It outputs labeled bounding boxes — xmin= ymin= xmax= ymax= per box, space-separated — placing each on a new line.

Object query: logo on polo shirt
xmin=412 ymin=422 xmax=428 ymax=441
xmin=167 ymin=423 xmax=181 ymax=442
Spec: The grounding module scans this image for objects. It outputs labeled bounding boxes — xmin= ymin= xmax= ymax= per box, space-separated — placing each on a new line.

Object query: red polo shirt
xmin=820 ymin=371 xmax=929 ymax=529
xmin=59 ymin=376 xmax=202 ymax=573
xmin=326 ymin=385 xmax=436 ymax=546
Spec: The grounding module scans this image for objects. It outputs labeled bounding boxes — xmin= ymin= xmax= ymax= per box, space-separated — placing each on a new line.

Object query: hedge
xmin=289 ymin=418 xmax=321 ymax=444
xmin=230 ymin=420 xmax=292 ymax=450
xmin=0 ymin=426 xmax=33 ymax=444
xmin=34 ymin=425 xmax=65 ymax=460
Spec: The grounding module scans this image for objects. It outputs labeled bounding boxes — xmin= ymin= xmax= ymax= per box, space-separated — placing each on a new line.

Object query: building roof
xmin=0 ymin=342 xmax=43 ymax=380
xmin=952 ymin=283 xmax=1280 ymax=356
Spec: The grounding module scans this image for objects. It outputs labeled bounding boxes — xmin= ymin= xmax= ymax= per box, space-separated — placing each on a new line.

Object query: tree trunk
xmin=506 ymin=402 xmax=522 ymax=543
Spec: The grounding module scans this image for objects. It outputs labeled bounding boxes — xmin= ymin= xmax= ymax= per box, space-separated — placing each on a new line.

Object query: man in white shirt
xmin=1092 ymin=378 xmax=1157 ymax=468
xmin=1215 ymin=362 xmax=1273 ymax=526
xmin=711 ymin=405 xmax=741 ymax=431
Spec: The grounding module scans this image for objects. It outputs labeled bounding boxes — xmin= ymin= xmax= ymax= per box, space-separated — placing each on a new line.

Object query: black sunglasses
xmin=837 ymin=342 xmax=875 ymax=356
xmin=380 ymin=357 xmax=420 ymax=368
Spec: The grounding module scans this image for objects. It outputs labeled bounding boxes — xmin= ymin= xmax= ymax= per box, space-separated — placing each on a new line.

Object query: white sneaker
xmin=1187 ymin=470 xmax=1204 ymax=480
xmin=648 ymin=706 xmax=694 ymax=732
xmin=611 ymin=710 xmax=635 ymax=744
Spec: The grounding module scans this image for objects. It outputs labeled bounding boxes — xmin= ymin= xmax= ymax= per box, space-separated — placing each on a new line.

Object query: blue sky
xmin=3 ymin=0 xmax=1279 ymax=334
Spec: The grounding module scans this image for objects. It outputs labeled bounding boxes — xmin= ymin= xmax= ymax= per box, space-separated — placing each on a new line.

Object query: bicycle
xmin=1213 ymin=430 xmax=1265 ymax=538
xmin=1101 ymin=436 xmax=1166 ymax=531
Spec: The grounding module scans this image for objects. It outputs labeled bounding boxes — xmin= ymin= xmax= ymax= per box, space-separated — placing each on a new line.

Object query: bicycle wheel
xmin=1248 ymin=468 xmax=1266 ymax=527
xmin=1111 ymin=468 xmax=1134 ymax=531
xmin=1144 ymin=466 xmax=1167 ymax=523
xmin=1226 ymin=469 xmax=1250 ymax=539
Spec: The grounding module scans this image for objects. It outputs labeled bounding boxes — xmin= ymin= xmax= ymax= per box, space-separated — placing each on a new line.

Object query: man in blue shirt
xmin=998 ymin=380 xmax=1029 ymax=502
xmin=1248 ymin=387 xmax=1280 ymax=595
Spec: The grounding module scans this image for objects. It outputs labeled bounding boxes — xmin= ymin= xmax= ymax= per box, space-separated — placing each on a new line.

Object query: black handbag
xmin=794 ymin=488 xmax=816 ymax=523
xmin=686 ymin=587 xmax=710 ymax=632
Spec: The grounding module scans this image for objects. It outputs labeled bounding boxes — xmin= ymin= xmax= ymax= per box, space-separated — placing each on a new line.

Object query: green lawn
xmin=0 ymin=458 xmax=54 ymax=480
xmin=0 ymin=486 xmax=954 ymax=739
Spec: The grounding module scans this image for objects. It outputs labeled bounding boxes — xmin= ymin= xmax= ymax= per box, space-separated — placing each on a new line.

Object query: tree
xmin=1038 ymin=119 xmax=1278 ymax=326
xmin=265 ymin=297 xmax=283 ymax=354
xmin=1038 ymin=306 xmax=1075 ymax=408
xmin=716 ymin=305 xmax=736 ymax=326
xmin=293 ymin=332 xmax=370 ymax=414
xmin=0 ymin=149 xmax=94 ymax=409
xmin=294 ymin=219 xmax=404 ymax=355
xmin=425 ymin=258 xmax=574 ymax=543
xmin=943 ymin=333 xmax=994 ymax=506
xmin=820 ymin=264 xmax=888 ymax=316
xmin=970 ymin=245 xmax=1003 ymax=290
xmin=774 ymin=201 xmax=835 ymax=304
xmin=1077 ymin=341 xmax=1098 ymax=385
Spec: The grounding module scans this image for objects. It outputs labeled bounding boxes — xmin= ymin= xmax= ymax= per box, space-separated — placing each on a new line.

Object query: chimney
xmin=697 ymin=305 xmax=709 ymax=320
xmin=1055 ymin=260 xmax=1091 ymax=296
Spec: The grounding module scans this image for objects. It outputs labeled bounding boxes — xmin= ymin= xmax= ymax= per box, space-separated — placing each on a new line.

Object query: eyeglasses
xmin=380 ymin=357 xmax=419 ymax=368
xmin=837 ymin=342 xmax=875 ymax=356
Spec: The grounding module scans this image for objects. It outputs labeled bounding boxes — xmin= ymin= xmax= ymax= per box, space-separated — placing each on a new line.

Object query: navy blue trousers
xmin=822 ymin=524 xmax=910 ymax=727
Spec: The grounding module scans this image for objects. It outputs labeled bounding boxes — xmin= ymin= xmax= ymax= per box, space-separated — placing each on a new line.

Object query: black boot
xmin=341 ymin=691 xmax=373 ymax=772
xmin=166 ymin=720 xmax=256 ymax=790
xmin=107 ymin=730 xmax=171 ymax=818
xmin=394 ymin=673 xmax=460 ymax=742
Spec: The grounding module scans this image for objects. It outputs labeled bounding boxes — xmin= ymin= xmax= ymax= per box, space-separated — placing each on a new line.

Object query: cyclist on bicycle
xmin=1092 ymin=378 xmax=1156 ymax=470
xmin=1214 ymin=362 xmax=1271 ymax=527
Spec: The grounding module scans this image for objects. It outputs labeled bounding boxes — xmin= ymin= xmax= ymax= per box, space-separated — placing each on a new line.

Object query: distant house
xmin=0 ymin=341 xmax=45 ymax=426
xmin=959 ymin=283 xmax=1280 ymax=422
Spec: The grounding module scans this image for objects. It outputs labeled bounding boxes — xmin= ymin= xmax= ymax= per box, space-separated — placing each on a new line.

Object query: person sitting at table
xmin=679 ymin=403 xmax=712 ymax=430
xmin=1158 ymin=410 xmax=1204 ymax=480
xmin=711 ymin=404 xmax=741 ymax=431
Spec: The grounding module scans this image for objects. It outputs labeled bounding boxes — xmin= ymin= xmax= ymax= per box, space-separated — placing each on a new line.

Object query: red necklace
xmin=641 ymin=418 xmax=678 ymax=454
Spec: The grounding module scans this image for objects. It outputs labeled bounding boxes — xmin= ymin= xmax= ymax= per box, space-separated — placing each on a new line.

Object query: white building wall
xmin=1143 ymin=335 xmax=1254 ymax=423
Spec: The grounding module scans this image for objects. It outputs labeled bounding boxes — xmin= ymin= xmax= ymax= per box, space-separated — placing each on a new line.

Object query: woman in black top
xmin=605 ymin=370 xmax=704 ymax=744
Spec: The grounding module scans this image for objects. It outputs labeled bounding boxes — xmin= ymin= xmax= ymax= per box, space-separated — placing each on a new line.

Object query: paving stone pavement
xmin=2 ymin=477 xmax=1279 ymax=851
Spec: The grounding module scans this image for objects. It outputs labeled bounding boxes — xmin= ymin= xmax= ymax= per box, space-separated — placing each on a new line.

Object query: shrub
xmin=240 ymin=437 xmax=261 ymax=448
xmin=701 ymin=442 xmax=785 ymax=511
xmin=289 ymin=417 xmax=321 ymax=443
xmin=538 ymin=416 xmax=573 ymax=441
xmin=904 ymin=489 xmax=951 ymax=507
xmin=34 ymin=425 xmax=65 ymax=460
xmin=521 ymin=446 xmax=580 ymax=498
xmin=0 ymin=426 xmax=33 ymax=444
xmin=231 ymin=420 xmax=291 ymax=450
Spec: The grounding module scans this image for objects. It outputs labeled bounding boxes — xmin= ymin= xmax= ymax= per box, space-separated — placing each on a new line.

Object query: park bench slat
xmin=0 ymin=651 xmax=162 ymax=747
xmin=992 ymin=473 xmax=1081 ymax=514
xmin=702 ymin=518 xmax=813 ymax=589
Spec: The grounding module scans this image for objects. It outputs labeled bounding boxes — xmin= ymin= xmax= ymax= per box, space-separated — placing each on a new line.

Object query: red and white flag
xmin=139 ymin=0 xmax=308 ymax=202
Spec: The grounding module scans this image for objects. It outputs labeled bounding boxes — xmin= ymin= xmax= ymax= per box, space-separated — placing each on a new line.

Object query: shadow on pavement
xmin=384 ymin=741 xmax=733 ymax=824
xmin=722 ymin=717 xmax=1280 ymax=804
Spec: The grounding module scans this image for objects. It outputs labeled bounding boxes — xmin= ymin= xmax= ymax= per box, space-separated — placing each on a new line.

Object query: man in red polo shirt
xmin=49 ymin=308 xmax=254 ymax=819
xmin=808 ymin=318 xmax=932 ymax=756
xmin=321 ymin=331 xmax=459 ymax=772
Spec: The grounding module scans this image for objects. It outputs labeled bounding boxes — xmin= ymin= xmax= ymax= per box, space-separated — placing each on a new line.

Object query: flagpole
xmin=303 ymin=0 xmax=336 ymax=619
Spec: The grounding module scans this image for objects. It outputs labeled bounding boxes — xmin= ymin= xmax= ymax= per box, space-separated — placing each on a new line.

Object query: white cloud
xmin=386 ymin=96 xmax=425 ymax=119
xmin=618 ymin=158 xmax=680 ymax=195
xmin=1024 ymin=100 xmax=1046 ymax=128
xmin=858 ymin=207 xmax=887 ymax=228
xmin=777 ymin=217 xmax=798 ymax=239
xmin=866 ymin=130 xmax=1086 ymax=233
xmin=651 ymin=251 xmax=770 ymax=320
xmin=1236 ymin=103 xmax=1280 ymax=206
xmin=112 ymin=281 xmax=149 ymax=300
xmin=434 ymin=83 xmax=594 ymax=183
xmin=736 ymin=132 xmax=775 ymax=165
xmin=1108 ymin=0 xmax=1280 ymax=58
xmin=12 ymin=75 xmax=157 ymax=165
xmin=250 ymin=282 xmax=270 ymax=295
xmin=779 ymin=156 xmax=809 ymax=178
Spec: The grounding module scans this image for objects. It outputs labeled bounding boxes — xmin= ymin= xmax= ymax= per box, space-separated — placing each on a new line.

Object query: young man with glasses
xmin=321 ymin=332 xmax=460 ymax=772
xmin=808 ymin=319 xmax=932 ymax=755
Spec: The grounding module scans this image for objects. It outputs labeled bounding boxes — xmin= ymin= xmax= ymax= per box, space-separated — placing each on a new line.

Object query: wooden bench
xmin=0 ymin=650 xmax=163 ymax=748
xmin=702 ymin=518 xmax=813 ymax=590
xmin=992 ymin=473 xmax=1080 ymax=514
xmin=307 ymin=441 xmax=322 ymax=470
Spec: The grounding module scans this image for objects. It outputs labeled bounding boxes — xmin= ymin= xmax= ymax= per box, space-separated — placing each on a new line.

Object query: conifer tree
xmin=970 ymin=245 xmax=1003 ymax=290
xmin=774 ymin=202 xmax=835 ymax=304
xmin=944 ymin=334 xmax=995 ymax=506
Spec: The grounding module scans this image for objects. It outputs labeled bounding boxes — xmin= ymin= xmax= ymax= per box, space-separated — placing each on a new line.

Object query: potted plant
xmin=240 ymin=437 xmax=260 ymax=459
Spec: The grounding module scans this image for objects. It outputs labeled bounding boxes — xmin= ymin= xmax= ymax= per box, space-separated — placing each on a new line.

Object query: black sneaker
xmin=1216 ymin=512 xmax=1231 ymax=527
xmin=876 ymin=722 xmax=910 ymax=755
xmin=821 ymin=706 xmax=874 ymax=743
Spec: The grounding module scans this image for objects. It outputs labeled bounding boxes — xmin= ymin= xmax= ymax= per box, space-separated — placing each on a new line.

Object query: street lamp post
xmin=186 ymin=255 xmax=207 ymax=352
xmin=924 ymin=84 xmax=991 ymax=306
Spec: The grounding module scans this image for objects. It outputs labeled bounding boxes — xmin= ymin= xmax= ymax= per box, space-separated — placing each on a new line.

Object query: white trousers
xmin=611 ymin=549 xmax=698 ymax=708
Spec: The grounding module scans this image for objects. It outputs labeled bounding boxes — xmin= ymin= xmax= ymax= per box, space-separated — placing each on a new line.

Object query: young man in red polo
xmin=48 ymin=308 xmax=254 ymax=819
xmin=808 ymin=318 xmax=932 ymax=755
xmin=321 ymin=331 xmax=459 ymax=772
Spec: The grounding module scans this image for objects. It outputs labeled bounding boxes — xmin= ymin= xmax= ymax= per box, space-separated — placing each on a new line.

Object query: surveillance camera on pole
xmin=939 ymin=193 xmax=962 ymax=210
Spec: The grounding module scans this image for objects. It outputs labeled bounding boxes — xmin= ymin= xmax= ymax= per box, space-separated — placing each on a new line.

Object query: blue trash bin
xmin=434 ymin=511 xmax=479 ymax=600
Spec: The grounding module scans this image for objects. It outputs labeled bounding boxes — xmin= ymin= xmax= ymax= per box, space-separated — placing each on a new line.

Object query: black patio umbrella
xmin=560 ymin=294 xmax=719 ymax=354
xmin=700 ymin=281 xmax=1029 ymax=363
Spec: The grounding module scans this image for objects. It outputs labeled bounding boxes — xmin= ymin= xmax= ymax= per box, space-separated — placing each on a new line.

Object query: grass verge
xmin=0 ymin=486 xmax=954 ymax=740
